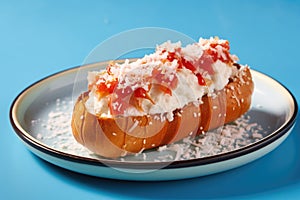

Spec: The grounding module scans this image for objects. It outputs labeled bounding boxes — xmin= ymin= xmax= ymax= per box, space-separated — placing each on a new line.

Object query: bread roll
xmin=71 ymin=37 xmax=254 ymax=158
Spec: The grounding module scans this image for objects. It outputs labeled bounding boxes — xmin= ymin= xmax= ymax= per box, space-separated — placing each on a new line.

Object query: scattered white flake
xmin=166 ymin=112 xmax=174 ymax=122
xmin=148 ymin=114 xmax=268 ymax=161
xmin=252 ymin=132 xmax=263 ymax=139
xmin=30 ymin=98 xmax=268 ymax=163
xmin=193 ymin=112 xmax=197 ymax=118
xmin=153 ymin=115 xmax=160 ymax=121
xmin=128 ymin=120 xmax=139 ymax=133
xmin=156 ymin=40 xmax=181 ymax=52
xmin=168 ymin=144 xmax=184 ymax=161
xmin=157 ymin=145 xmax=168 ymax=152
xmin=181 ymin=43 xmax=203 ymax=62
xmin=36 ymin=133 xmax=43 ymax=140
xmin=256 ymin=104 xmax=263 ymax=109
xmin=30 ymin=97 xmax=94 ymax=157
xmin=142 ymin=153 xmax=147 ymax=160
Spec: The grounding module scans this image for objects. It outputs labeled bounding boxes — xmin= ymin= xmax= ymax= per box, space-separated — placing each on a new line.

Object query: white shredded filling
xmin=86 ymin=37 xmax=241 ymax=120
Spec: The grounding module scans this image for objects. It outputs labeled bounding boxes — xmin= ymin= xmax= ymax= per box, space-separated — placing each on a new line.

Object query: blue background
xmin=1 ymin=0 xmax=300 ymax=199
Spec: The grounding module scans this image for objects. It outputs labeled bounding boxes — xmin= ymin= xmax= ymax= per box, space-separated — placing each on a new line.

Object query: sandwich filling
xmin=85 ymin=37 xmax=247 ymax=121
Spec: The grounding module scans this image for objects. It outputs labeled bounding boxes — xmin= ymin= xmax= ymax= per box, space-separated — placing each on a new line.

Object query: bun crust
xmin=71 ymin=67 xmax=253 ymax=158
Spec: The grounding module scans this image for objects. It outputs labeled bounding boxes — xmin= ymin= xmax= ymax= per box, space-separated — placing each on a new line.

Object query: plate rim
xmin=9 ymin=62 xmax=298 ymax=170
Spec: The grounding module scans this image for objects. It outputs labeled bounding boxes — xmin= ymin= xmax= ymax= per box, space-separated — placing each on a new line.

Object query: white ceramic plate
xmin=10 ymin=61 xmax=298 ymax=181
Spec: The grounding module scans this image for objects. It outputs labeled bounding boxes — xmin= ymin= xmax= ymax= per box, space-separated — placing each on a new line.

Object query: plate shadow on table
xmin=31 ymin=113 xmax=300 ymax=199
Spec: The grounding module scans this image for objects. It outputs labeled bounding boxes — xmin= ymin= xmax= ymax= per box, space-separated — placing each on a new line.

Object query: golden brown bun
xmin=71 ymin=67 xmax=254 ymax=158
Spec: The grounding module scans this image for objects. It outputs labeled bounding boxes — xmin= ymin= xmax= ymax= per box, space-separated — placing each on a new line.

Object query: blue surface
xmin=1 ymin=0 xmax=300 ymax=199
